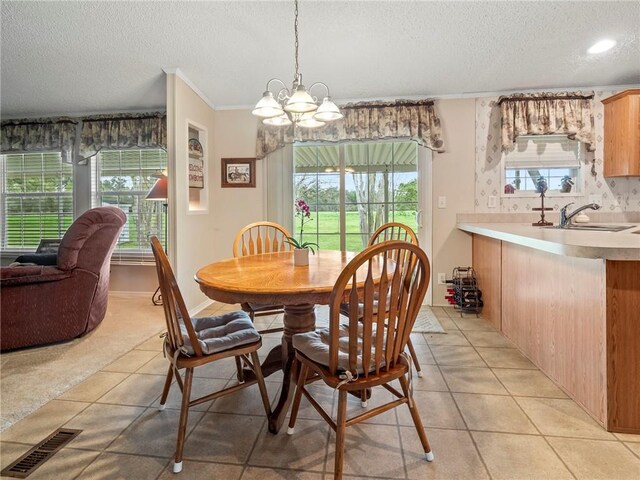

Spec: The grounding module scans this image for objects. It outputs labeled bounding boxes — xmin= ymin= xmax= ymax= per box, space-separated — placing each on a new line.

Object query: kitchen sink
xmin=542 ymin=224 xmax=636 ymax=232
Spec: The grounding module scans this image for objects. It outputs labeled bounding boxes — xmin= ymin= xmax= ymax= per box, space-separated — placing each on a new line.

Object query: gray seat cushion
xmin=292 ymin=324 xmax=386 ymax=374
xmin=180 ymin=310 xmax=260 ymax=355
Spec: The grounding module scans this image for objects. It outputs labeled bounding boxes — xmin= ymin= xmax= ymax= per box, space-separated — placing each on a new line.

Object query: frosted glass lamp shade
xmin=313 ymin=97 xmax=343 ymax=122
xmin=297 ymin=112 xmax=326 ymax=129
xmin=252 ymin=91 xmax=285 ymax=118
xmin=284 ymin=85 xmax=318 ymax=113
xmin=263 ymin=113 xmax=293 ymax=127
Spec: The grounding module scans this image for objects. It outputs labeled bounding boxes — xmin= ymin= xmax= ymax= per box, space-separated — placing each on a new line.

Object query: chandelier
xmin=251 ymin=0 xmax=343 ymax=128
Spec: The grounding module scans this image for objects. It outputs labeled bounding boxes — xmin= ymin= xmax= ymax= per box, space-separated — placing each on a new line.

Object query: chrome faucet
xmin=559 ymin=202 xmax=601 ymax=228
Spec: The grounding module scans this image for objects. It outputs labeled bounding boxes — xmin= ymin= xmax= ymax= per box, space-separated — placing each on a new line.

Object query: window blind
xmin=91 ymin=149 xmax=167 ymax=265
xmin=0 ymin=153 xmax=73 ymax=254
xmin=504 ymin=135 xmax=581 ymax=168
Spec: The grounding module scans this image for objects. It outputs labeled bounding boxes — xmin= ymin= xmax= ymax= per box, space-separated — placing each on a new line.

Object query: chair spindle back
xmin=150 ymin=236 xmax=203 ymax=356
xmin=328 ymin=240 xmax=430 ymax=377
xmin=233 ymin=222 xmax=293 ymax=257
xmin=369 ymin=222 xmax=419 ymax=247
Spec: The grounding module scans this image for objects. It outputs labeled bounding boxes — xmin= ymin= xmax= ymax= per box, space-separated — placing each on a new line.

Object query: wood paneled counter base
xmin=195 ymin=250 xmax=387 ymax=433
xmin=466 ymin=232 xmax=640 ymax=434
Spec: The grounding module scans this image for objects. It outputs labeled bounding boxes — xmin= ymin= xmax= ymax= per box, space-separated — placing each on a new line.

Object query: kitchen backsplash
xmin=474 ymin=90 xmax=640 ymax=213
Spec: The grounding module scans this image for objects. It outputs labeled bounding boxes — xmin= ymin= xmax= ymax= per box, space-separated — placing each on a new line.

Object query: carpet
xmin=412 ymin=305 xmax=446 ymax=333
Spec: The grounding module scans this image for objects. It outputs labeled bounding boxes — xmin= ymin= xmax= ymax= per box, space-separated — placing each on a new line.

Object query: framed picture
xmin=188 ymin=138 xmax=204 ymax=189
xmin=221 ymin=158 xmax=256 ymax=188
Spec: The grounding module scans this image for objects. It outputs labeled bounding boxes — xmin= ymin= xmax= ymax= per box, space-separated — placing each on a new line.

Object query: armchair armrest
xmin=13 ymin=253 xmax=58 ymax=266
xmin=0 ymin=266 xmax=72 ymax=287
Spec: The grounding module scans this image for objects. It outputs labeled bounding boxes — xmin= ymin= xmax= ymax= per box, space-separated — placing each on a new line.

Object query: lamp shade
xmin=313 ymin=97 xmax=343 ymax=122
xmin=252 ymin=91 xmax=285 ymax=118
xmin=297 ymin=112 xmax=326 ymax=129
xmin=284 ymin=85 xmax=318 ymax=113
xmin=263 ymin=113 xmax=293 ymax=127
xmin=146 ymin=175 xmax=168 ymax=200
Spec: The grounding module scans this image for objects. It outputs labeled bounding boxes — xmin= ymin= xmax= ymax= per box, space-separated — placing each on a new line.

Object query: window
xmin=92 ymin=149 xmax=167 ymax=263
xmin=293 ymin=141 xmax=418 ymax=252
xmin=502 ymin=135 xmax=582 ymax=196
xmin=0 ymin=152 xmax=73 ymax=252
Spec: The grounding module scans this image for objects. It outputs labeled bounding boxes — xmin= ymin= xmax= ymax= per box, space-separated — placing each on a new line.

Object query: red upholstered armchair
xmin=1 ymin=207 xmax=126 ymax=350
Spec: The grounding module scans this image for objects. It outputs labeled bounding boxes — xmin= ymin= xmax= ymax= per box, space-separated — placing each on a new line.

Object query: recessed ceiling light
xmin=588 ymin=39 xmax=616 ymax=54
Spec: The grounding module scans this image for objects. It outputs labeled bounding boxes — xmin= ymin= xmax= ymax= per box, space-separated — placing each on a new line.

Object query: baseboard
xmin=189 ymin=298 xmax=214 ymax=317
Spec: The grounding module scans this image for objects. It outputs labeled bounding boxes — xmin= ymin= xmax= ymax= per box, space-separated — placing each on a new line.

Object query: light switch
xmin=488 ymin=196 xmax=498 ymax=208
xmin=438 ymin=196 xmax=447 ymax=209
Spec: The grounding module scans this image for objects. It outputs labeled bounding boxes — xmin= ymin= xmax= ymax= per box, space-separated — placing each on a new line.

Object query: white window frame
xmin=501 ymin=135 xmax=584 ymax=198
xmin=0 ymin=152 xmax=74 ymax=256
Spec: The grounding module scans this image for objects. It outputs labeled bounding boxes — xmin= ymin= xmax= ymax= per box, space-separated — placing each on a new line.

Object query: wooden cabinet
xmin=603 ymin=89 xmax=640 ymax=177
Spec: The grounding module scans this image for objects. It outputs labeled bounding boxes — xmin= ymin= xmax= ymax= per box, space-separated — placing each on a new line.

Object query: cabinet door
xmin=603 ymin=92 xmax=640 ymax=177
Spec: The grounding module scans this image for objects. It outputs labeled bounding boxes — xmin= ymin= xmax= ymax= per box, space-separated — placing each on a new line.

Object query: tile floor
xmin=1 ymin=303 xmax=639 ymax=480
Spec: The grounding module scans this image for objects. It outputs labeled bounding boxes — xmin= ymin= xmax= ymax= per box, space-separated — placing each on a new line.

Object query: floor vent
xmin=0 ymin=428 xmax=82 ymax=478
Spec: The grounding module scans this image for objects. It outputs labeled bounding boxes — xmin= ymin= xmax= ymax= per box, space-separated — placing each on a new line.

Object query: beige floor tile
xmin=492 ymin=368 xmax=567 ymax=398
xmin=616 ymin=432 xmax=640 ymax=443
xmin=58 ymin=372 xmax=130 ymax=402
xmin=96 ymin=373 xmax=166 ymax=407
xmin=453 ymin=393 xmax=537 ymax=434
xmin=185 ymin=412 xmax=265 ymax=464
xmin=434 ymin=317 xmax=459 ymax=330
xmin=135 ymin=353 xmax=169 ymax=375
xmin=209 ymin=380 xmax=279 ymax=416
xmin=241 ymin=466 xmax=323 ymax=479
xmin=453 ymin=317 xmax=496 ymax=332
xmin=158 ymin=461 xmax=243 ymax=479
xmin=152 ymin=377 xmax=229 ymax=412
xmin=340 ymin=387 xmax=398 ymax=425
xmin=63 ymin=403 xmax=145 ymax=450
xmin=627 ymin=442 xmax=640 ymax=457
xmin=287 ymin=383 xmax=334 ymax=421
xmin=102 ymin=350 xmax=158 ymax=373
xmin=398 ymin=391 xmax=466 ymax=429
xmin=412 ymin=365 xmax=449 ymax=392
xmin=0 ymin=443 xmax=99 ymax=480
xmin=1 ymin=400 xmax=89 ymax=444
xmin=107 ymin=407 xmax=204 ymax=458
xmin=76 ymin=451 xmax=167 ymax=480
xmin=325 ymin=423 xmax=405 ymax=478
xmin=547 ymin=437 xmax=640 ymax=479
xmin=410 ymin=332 xmax=428 ymax=345
xmin=440 ymin=366 xmax=508 ymax=395
xmin=249 ymin=419 xmax=328 ymax=471
xmin=516 ymin=397 xmax=614 ymax=440
xmin=135 ymin=334 xmax=165 ymax=352
xmin=192 ymin=357 xmax=238 ymax=380
xmin=406 ymin=343 xmax=436 ymax=365
xmin=401 ymin=427 xmax=489 ymax=479
xmin=476 ymin=347 xmax=536 ymax=369
xmin=430 ymin=345 xmax=486 ymax=367
xmin=430 ymin=306 xmax=449 ymax=317
xmin=462 ymin=331 xmax=513 ymax=348
xmin=472 ymin=431 xmax=573 ymax=479
xmin=425 ymin=331 xmax=471 ymax=346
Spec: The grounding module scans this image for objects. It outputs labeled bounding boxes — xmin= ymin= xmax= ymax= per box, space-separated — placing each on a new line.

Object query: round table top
xmin=195 ymin=250 xmax=382 ymax=305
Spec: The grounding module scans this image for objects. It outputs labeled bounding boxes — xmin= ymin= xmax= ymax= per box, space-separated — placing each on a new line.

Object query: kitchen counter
xmin=457 ymin=222 xmax=640 ymax=260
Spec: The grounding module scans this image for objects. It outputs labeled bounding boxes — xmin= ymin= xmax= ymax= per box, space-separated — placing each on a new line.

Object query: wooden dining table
xmin=195 ymin=249 xmax=387 ymax=433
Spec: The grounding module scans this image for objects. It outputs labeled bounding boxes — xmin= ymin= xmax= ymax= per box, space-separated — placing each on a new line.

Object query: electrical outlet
xmin=589 ymin=194 xmax=603 ymax=205
xmin=488 ymin=196 xmax=498 ymax=208
xmin=438 ymin=196 xmax=447 ymax=209
xmin=437 ymin=273 xmax=446 ymax=285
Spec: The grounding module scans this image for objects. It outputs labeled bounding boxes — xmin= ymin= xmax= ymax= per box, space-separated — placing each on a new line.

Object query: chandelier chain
xmin=294 ymin=0 xmax=299 ymax=80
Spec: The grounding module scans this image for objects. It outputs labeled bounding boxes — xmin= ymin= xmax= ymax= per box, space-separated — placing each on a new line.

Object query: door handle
xmin=416 ymin=209 xmax=423 ymax=228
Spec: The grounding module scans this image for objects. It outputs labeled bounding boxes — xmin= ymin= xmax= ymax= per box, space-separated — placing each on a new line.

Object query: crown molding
xmin=163 ymin=67 xmax=215 ymax=110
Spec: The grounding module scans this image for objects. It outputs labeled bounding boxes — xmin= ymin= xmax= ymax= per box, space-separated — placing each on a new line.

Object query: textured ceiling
xmin=1 ymin=1 xmax=639 ymax=118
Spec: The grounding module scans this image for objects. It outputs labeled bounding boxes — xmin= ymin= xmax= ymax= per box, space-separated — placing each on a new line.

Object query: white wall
xmin=166 ymin=73 xmax=217 ymax=311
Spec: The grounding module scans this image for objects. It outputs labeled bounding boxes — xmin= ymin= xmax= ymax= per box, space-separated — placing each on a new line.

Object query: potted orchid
xmin=287 ymin=199 xmax=319 ymax=266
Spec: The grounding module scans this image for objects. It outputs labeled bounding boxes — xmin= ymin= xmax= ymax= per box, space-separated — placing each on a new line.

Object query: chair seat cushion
xmin=292 ymin=324 xmax=386 ymax=374
xmin=181 ymin=311 xmax=260 ymax=355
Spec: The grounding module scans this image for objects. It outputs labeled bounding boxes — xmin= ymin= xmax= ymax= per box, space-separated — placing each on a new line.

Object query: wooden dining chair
xmin=150 ymin=236 xmax=271 ymax=474
xmin=287 ymin=240 xmax=433 ymax=479
xmin=341 ymin=222 xmax=424 ymax=383
xmin=233 ymin=221 xmax=294 ymax=333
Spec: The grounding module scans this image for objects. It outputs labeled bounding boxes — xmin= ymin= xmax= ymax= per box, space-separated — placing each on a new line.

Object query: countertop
xmin=457 ymin=222 xmax=640 ymax=260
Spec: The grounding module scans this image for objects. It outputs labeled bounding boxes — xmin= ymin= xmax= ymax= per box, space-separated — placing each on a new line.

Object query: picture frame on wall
xmin=221 ymin=158 xmax=256 ymax=188
xmin=188 ymin=138 xmax=204 ymax=189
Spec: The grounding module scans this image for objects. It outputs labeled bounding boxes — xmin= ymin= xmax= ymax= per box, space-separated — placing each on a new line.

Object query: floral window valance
xmin=1 ymin=117 xmax=78 ymax=163
xmin=256 ymin=99 xmax=445 ymax=159
xmin=80 ymin=112 xmax=167 ymax=158
xmin=498 ymin=92 xmax=595 ymax=152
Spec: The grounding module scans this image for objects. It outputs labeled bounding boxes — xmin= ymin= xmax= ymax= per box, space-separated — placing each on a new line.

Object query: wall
xmin=166 ymin=73 xmax=217 ymax=311
xmin=475 ymin=89 xmax=640 ymax=213
xmin=431 ymin=98 xmax=476 ymax=304
xmin=210 ymin=109 xmax=265 ymax=262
